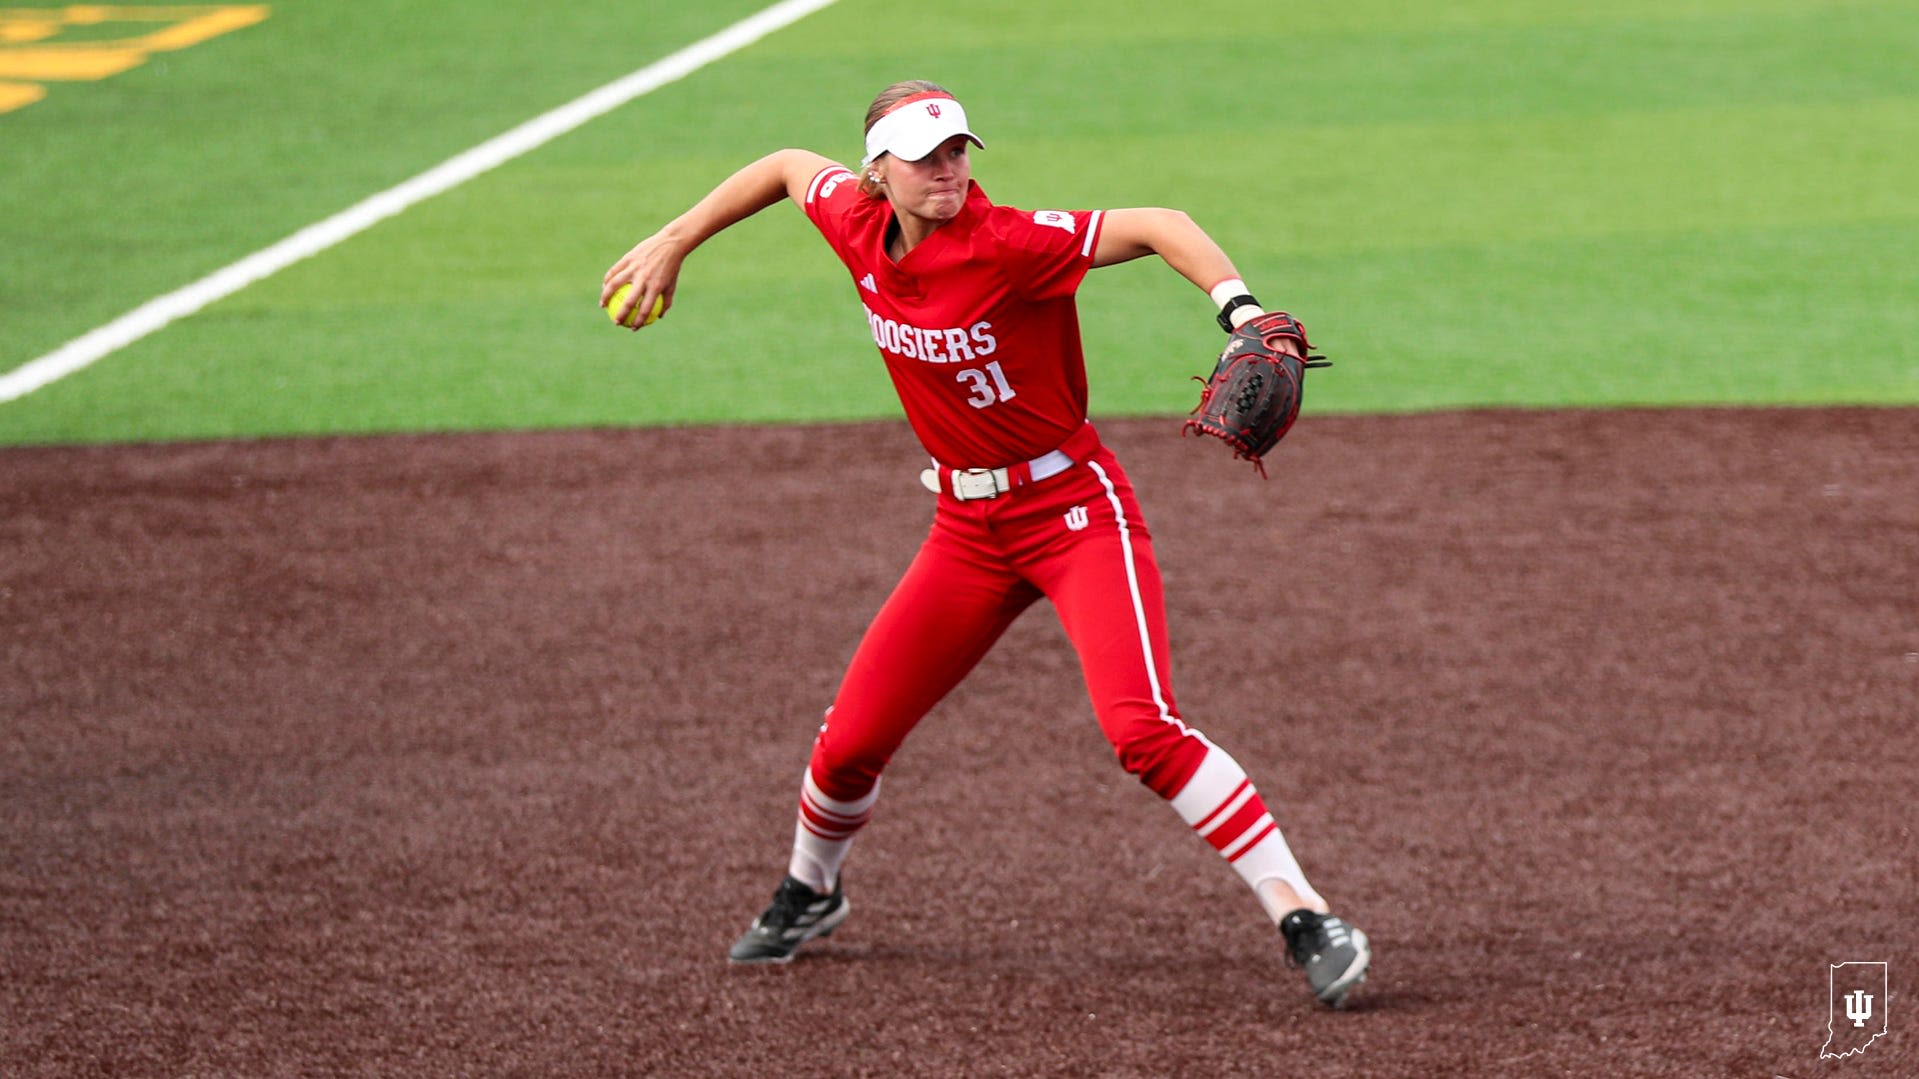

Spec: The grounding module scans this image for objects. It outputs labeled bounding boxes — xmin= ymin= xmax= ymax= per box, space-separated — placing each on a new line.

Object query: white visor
xmin=861 ymin=94 xmax=984 ymax=166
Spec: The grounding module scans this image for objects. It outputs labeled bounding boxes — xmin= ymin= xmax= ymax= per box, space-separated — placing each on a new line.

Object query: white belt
xmin=919 ymin=448 xmax=1076 ymax=502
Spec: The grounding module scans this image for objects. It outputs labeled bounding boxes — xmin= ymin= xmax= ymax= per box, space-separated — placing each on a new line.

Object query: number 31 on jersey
xmin=956 ymin=361 xmax=1017 ymax=408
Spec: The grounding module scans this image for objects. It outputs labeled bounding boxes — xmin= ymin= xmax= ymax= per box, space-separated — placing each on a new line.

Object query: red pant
xmin=809 ymin=437 xmax=1211 ymax=803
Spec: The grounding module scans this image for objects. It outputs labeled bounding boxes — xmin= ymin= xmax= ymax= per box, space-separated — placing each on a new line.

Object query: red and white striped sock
xmin=1168 ymin=747 xmax=1323 ymax=912
xmin=787 ymin=769 xmax=878 ymax=893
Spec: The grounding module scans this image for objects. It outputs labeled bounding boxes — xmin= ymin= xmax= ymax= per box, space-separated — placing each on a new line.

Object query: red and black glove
xmin=1183 ymin=311 xmax=1330 ymax=475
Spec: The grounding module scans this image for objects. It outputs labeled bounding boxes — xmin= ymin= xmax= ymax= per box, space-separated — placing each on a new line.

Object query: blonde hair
xmin=857 ymin=79 xmax=951 ymax=198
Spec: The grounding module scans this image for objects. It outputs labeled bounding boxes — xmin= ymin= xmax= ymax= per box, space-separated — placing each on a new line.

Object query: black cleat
xmin=1280 ymin=909 xmax=1371 ymax=1008
xmin=727 ymin=876 xmax=849 ymax=964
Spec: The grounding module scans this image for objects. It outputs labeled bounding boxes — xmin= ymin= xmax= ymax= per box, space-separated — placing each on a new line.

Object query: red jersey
xmin=803 ymin=164 xmax=1107 ymax=468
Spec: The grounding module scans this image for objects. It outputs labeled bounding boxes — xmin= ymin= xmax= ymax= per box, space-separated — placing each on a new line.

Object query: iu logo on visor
xmin=926 ymin=103 xmax=942 ymax=118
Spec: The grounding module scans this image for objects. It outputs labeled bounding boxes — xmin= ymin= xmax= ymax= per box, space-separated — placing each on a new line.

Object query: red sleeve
xmin=802 ymin=164 xmax=861 ymax=233
xmin=989 ymin=207 xmax=1106 ymax=302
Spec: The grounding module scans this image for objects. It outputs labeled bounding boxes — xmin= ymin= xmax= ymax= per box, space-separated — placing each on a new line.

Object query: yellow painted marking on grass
xmin=0 ymin=77 xmax=45 ymax=108
xmin=0 ymin=5 xmax=266 ymax=111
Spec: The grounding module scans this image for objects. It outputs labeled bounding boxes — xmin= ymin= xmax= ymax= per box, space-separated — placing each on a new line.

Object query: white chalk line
xmin=0 ymin=0 xmax=841 ymax=404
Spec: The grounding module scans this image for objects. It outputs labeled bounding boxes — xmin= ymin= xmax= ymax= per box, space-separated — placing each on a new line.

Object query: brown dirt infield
xmin=3 ymin=408 xmax=1914 ymax=1077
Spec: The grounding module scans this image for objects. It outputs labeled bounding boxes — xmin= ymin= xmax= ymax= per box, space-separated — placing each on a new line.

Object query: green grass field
xmin=3 ymin=0 xmax=1916 ymax=446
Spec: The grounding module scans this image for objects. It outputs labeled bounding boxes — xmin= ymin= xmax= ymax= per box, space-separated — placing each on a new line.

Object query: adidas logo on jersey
xmin=859 ymin=273 xmax=877 ymax=292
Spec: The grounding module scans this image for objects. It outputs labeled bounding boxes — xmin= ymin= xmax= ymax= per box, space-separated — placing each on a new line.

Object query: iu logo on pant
xmin=1063 ymin=505 xmax=1089 ymax=531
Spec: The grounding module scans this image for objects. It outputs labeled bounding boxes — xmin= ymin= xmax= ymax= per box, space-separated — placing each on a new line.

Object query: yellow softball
xmin=605 ymin=283 xmax=664 ymax=328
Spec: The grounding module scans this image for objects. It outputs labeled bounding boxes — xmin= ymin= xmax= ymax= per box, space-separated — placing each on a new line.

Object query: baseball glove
xmin=1183 ymin=311 xmax=1330 ymax=475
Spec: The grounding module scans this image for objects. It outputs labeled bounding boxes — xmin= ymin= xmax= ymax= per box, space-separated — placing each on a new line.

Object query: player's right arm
xmin=601 ymin=148 xmax=837 ymax=329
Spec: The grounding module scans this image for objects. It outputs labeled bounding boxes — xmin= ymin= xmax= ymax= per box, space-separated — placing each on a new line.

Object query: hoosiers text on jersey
xmin=863 ymin=306 xmax=998 ymax=364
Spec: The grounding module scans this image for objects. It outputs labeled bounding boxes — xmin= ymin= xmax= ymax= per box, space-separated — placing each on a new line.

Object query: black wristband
xmin=1216 ymin=294 xmax=1261 ymax=333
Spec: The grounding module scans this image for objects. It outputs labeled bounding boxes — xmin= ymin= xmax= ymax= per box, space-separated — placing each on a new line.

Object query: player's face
xmin=879 ymin=135 xmax=972 ymax=226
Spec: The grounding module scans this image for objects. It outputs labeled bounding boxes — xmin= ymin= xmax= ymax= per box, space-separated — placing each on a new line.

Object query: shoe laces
xmin=1281 ymin=910 xmax=1326 ymax=967
xmin=760 ymin=877 xmax=827 ymax=930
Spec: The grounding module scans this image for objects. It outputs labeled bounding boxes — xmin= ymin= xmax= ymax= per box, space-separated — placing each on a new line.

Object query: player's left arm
xmin=1092 ymin=208 xmax=1286 ymax=343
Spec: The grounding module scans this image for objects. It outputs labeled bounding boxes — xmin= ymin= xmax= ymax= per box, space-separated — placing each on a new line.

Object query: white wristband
xmin=1227 ymin=304 xmax=1266 ymax=330
xmin=1208 ymin=278 xmax=1250 ymax=309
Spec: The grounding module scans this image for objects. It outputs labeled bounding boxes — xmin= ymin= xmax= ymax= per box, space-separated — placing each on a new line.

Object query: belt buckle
xmin=952 ymin=467 xmax=1008 ymax=501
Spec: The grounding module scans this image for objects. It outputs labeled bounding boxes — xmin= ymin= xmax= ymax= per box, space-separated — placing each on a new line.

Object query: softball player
xmin=602 ymin=80 xmax=1370 ymax=1007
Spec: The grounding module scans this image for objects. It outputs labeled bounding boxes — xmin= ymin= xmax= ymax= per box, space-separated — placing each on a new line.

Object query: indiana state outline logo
xmin=1821 ymin=961 xmax=1889 ymax=1060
